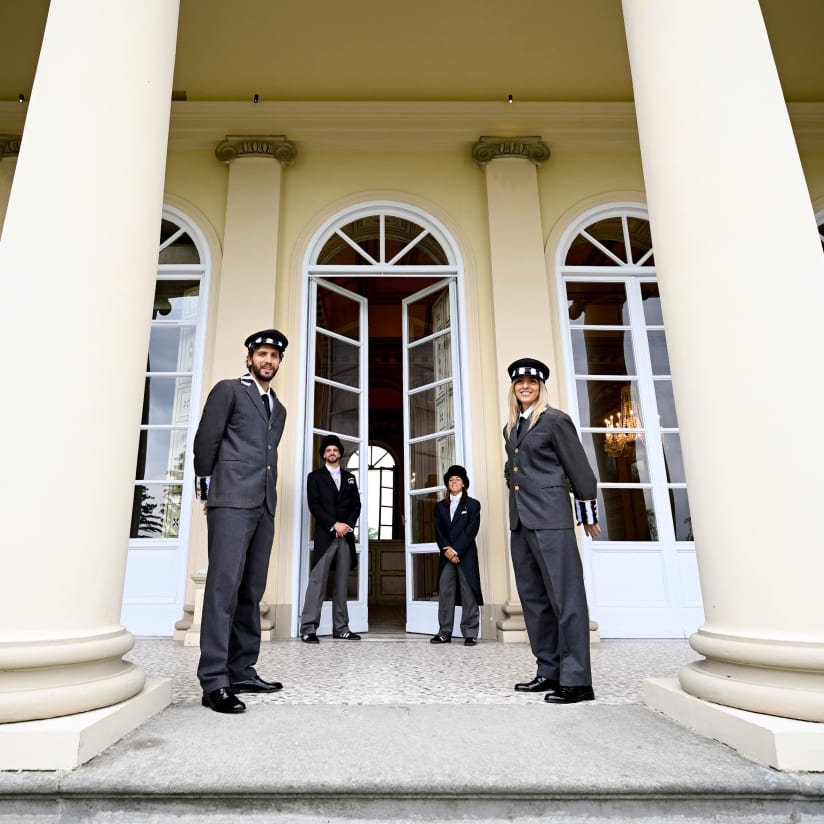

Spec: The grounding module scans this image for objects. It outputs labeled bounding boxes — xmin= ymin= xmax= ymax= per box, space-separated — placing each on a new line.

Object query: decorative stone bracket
xmin=215 ymin=135 xmax=297 ymax=166
xmin=0 ymin=135 xmax=21 ymax=160
xmin=472 ymin=136 xmax=550 ymax=167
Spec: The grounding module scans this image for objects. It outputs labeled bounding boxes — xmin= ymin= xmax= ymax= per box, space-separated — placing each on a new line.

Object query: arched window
xmin=557 ymin=205 xmax=700 ymax=637
xmin=123 ymin=207 xmax=211 ymax=635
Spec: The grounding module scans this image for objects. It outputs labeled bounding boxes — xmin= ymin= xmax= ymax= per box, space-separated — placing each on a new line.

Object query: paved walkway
xmin=124 ymin=635 xmax=701 ymax=707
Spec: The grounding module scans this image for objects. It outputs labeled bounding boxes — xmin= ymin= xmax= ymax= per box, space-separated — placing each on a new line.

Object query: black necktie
xmin=262 ymin=393 xmax=271 ymax=417
xmin=516 ymin=417 xmax=524 ymax=437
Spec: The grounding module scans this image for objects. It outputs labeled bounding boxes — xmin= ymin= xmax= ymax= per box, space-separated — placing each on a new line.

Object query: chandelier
xmin=604 ymin=385 xmax=642 ymax=458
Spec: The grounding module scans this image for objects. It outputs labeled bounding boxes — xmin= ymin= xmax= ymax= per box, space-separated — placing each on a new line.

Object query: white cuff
xmin=195 ymin=476 xmax=211 ymax=501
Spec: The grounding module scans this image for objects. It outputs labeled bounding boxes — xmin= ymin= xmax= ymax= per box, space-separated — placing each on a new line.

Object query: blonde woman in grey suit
xmin=504 ymin=357 xmax=601 ymax=705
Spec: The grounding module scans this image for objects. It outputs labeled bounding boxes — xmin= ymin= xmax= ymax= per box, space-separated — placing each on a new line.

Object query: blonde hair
xmin=505 ymin=379 xmax=550 ymax=436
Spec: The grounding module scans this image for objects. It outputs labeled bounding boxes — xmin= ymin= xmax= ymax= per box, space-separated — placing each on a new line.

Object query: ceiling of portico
xmin=2 ymin=0 xmax=824 ymax=104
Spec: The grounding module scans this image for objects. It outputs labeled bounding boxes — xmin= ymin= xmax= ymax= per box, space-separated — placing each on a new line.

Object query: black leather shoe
xmin=230 ymin=675 xmax=283 ymax=693
xmin=463 ymin=637 xmax=477 ymax=646
xmin=514 ymin=676 xmax=559 ymax=693
xmin=333 ymin=630 xmax=361 ymax=640
xmin=429 ymin=634 xmax=451 ymax=644
xmin=201 ymin=687 xmax=245 ymax=714
xmin=544 ymin=685 xmax=595 ymax=704
xmin=301 ymin=633 xmax=320 ymax=644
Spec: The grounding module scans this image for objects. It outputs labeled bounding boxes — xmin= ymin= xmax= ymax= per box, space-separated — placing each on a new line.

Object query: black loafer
xmin=463 ymin=638 xmax=477 ymax=646
xmin=301 ymin=633 xmax=320 ymax=644
xmin=201 ymin=687 xmax=245 ymax=714
xmin=514 ymin=676 xmax=559 ymax=693
xmin=429 ymin=634 xmax=451 ymax=644
xmin=544 ymin=685 xmax=595 ymax=704
xmin=333 ymin=630 xmax=361 ymax=640
xmin=230 ymin=675 xmax=283 ymax=693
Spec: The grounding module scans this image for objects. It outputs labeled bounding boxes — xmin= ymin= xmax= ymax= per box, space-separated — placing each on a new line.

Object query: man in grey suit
xmin=193 ymin=329 xmax=288 ymax=714
xmin=504 ymin=357 xmax=602 ymax=705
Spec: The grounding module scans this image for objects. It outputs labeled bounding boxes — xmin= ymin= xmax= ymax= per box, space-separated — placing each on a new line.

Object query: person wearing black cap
xmin=192 ymin=329 xmax=288 ymax=713
xmin=300 ymin=434 xmax=362 ymax=643
xmin=504 ymin=357 xmax=602 ymax=705
xmin=430 ymin=465 xmax=483 ymax=646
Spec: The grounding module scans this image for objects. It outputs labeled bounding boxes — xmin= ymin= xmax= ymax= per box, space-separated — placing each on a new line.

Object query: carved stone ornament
xmin=472 ymin=136 xmax=550 ymax=167
xmin=0 ymin=135 xmax=22 ymax=160
xmin=215 ymin=135 xmax=297 ymax=166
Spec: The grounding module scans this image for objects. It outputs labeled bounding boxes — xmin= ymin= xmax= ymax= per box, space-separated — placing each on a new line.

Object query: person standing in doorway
xmin=504 ymin=357 xmax=602 ymax=705
xmin=430 ymin=464 xmax=483 ymax=646
xmin=300 ymin=434 xmax=362 ymax=643
xmin=193 ymin=329 xmax=288 ymax=714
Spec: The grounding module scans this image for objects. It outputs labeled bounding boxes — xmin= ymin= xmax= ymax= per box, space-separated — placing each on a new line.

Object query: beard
xmin=249 ymin=361 xmax=278 ymax=383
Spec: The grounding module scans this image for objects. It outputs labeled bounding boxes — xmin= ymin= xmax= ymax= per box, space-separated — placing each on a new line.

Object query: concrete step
xmin=2 ymin=704 xmax=823 ymax=822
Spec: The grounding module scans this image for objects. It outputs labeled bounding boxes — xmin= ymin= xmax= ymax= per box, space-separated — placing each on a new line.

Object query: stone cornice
xmin=2 ymin=102 xmax=824 ymax=151
xmin=214 ymin=134 xmax=297 ymax=165
xmin=0 ymin=135 xmax=21 ymax=159
xmin=472 ymin=136 xmax=550 ymax=166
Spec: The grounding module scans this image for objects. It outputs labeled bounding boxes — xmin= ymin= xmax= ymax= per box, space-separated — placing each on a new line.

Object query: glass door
xmin=300 ymin=279 xmax=369 ymax=633
xmin=402 ymin=279 xmax=462 ymax=633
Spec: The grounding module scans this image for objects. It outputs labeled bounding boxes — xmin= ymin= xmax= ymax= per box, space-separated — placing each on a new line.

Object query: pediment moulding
xmin=472 ymin=136 xmax=550 ymax=166
xmin=0 ymin=135 xmax=21 ymax=159
xmin=214 ymin=135 xmax=297 ymax=165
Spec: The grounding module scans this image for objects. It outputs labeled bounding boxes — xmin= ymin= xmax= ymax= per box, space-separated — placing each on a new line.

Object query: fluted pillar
xmin=0 ymin=0 xmax=179 ymax=742
xmin=0 ymin=136 xmax=20 ymax=237
xmin=474 ymin=138 xmax=551 ymax=643
xmin=623 ymin=0 xmax=824 ymax=746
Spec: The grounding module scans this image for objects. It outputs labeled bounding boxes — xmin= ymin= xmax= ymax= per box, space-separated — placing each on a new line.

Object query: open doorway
xmin=297 ymin=204 xmax=467 ymax=637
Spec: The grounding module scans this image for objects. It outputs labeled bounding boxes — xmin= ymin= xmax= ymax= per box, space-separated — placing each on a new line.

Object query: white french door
xmin=300 ymin=278 xmax=369 ymax=634
xmin=402 ymin=279 xmax=463 ymax=634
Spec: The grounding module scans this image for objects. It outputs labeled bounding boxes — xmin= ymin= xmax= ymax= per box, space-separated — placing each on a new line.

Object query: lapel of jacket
xmin=240 ymin=375 xmax=269 ymax=423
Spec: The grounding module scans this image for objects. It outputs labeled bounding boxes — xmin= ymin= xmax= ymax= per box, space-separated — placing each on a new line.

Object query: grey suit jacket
xmin=504 ymin=405 xmax=597 ymax=531
xmin=193 ymin=374 xmax=286 ymax=514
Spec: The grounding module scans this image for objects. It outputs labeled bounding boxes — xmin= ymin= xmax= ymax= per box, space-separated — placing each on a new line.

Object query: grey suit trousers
xmin=300 ymin=537 xmax=351 ymax=635
xmin=198 ymin=504 xmax=274 ymax=692
xmin=510 ymin=524 xmax=592 ymax=686
xmin=437 ymin=564 xmax=479 ymax=639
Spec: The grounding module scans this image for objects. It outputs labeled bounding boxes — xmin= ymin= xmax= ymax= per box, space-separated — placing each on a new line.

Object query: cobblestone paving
xmin=126 ymin=636 xmax=700 ymax=707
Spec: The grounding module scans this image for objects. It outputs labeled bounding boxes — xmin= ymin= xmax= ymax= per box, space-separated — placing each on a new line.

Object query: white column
xmin=0 ymin=0 xmax=179 ymax=732
xmin=474 ymin=138 xmax=551 ymax=642
xmin=0 ymin=136 xmax=20 ymax=238
xmin=623 ymin=0 xmax=824 ymax=731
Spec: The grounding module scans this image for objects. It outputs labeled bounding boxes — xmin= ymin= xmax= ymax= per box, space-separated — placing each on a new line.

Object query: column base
xmin=0 ymin=677 xmax=172 ymax=770
xmin=644 ymin=677 xmax=824 ymax=772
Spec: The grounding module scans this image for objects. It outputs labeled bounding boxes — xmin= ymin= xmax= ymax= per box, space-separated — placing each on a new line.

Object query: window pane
xmin=407 ymin=288 xmax=450 ymax=343
xmin=581 ymin=433 xmax=650 ymax=483
xmin=390 ymin=235 xmax=448 ymax=266
xmin=641 ymin=282 xmax=663 ymax=325
xmin=594 ymin=487 xmax=657 ymax=541
xmin=159 ymin=221 xmax=200 ymax=264
xmin=410 ymin=493 xmax=440 ymax=544
xmin=567 ymin=282 xmax=629 ymax=326
xmin=313 ymin=384 xmax=359 ymax=437
xmin=147 ymin=326 xmax=195 ymax=373
xmin=317 ymin=285 xmax=360 ymax=341
xmin=647 ymin=331 xmax=671 ymax=375
xmin=576 ymin=380 xmax=642 ymax=431
xmin=315 ymin=332 xmax=359 ymax=388
xmin=669 ymin=488 xmax=694 ymax=541
xmin=570 ymin=330 xmax=636 ymax=376
xmin=409 ymin=332 xmax=452 ymax=390
xmin=135 ymin=429 xmax=187 ymax=481
xmin=654 ymin=380 xmax=679 ymax=428
xmin=409 ymin=384 xmax=454 ymax=438
xmin=626 ymin=217 xmax=654 ymax=264
xmin=130 ymin=484 xmax=183 ymax=539
xmin=411 ymin=551 xmax=440 ymax=600
xmin=152 ymin=281 xmax=199 ymax=321
xmin=140 ymin=377 xmax=192 ymax=425
xmin=409 ymin=436 xmax=454 ymax=490
xmin=662 ymin=433 xmax=687 ymax=483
